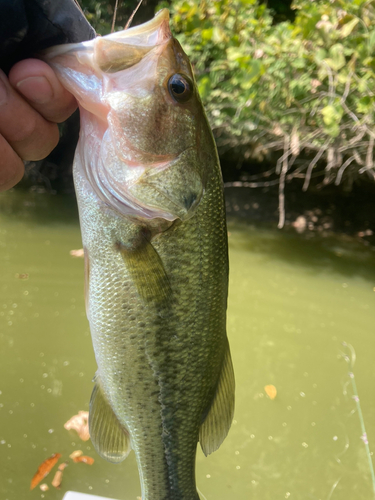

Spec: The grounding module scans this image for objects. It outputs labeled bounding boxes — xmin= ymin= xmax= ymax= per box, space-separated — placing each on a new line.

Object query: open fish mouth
xmin=44 ymin=9 xmax=172 ymax=67
xmin=100 ymin=8 xmax=171 ymax=44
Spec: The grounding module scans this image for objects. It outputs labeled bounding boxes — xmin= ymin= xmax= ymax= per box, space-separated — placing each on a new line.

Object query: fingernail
xmin=16 ymin=76 xmax=53 ymax=104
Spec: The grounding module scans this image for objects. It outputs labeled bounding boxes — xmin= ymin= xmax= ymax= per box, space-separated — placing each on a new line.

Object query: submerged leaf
xmin=70 ymin=249 xmax=84 ymax=258
xmin=64 ymin=411 xmax=90 ymax=441
xmin=30 ymin=453 xmax=61 ymax=490
xmin=264 ymin=384 xmax=277 ymax=400
xmin=52 ymin=462 xmax=68 ymax=489
xmin=73 ymin=455 xmax=95 ymax=465
xmin=15 ymin=273 xmax=29 ymax=279
xmin=52 ymin=470 xmax=63 ymax=489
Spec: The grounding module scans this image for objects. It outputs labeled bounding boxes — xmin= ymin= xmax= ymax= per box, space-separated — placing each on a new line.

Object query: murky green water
xmin=1 ymin=190 xmax=375 ymax=500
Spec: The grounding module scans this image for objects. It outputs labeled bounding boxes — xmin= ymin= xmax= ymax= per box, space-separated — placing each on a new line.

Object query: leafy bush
xmin=158 ymin=0 xmax=375 ymax=223
xmin=80 ymin=0 xmax=160 ymax=34
xmin=78 ymin=0 xmax=375 ymax=224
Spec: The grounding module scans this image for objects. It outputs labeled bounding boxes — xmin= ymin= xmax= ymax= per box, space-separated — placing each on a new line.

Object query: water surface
xmin=1 ymin=190 xmax=375 ymax=500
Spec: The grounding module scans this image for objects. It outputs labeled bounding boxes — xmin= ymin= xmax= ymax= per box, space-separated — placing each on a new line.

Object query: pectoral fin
xmin=199 ymin=339 xmax=235 ymax=456
xmin=89 ymin=376 xmax=131 ymax=463
xmin=117 ymin=236 xmax=172 ymax=304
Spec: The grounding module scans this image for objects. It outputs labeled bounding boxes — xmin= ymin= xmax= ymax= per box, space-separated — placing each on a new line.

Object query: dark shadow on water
xmin=225 ymin=184 xmax=375 ymax=282
xmin=0 ymin=188 xmax=79 ymax=225
xmin=228 ymin=219 xmax=375 ymax=283
xmin=2 ymin=186 xmax=375 ymax=283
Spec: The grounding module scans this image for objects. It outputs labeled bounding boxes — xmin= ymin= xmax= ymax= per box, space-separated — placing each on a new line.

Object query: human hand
xmin=0 ymin=59 xmax=77 ymax=191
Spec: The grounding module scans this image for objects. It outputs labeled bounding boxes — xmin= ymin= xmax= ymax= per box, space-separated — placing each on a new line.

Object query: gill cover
xmin=43 ymin=9 xmax=206 ymax=222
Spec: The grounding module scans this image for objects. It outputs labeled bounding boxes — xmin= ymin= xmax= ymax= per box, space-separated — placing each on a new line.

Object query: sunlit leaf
xmin=240 ymin=60 xmax=264 ymax=89
xmin=201 ymin=28 xmax=213 ymax=41
xmin=325 ymin=44 xmax=346 ymax=70
xmin=356 ymin=96 xmax=372 ymax=114
xmin=321 ymin=104 xmax=343 ymax=126
xmin=369 ymin=31 xmax=375 ymax=52
xmin=198 ymin=76 xmax=211 ymax=100
xmin=264 ymin=385 xmax=277 ymax=400
xmin=340 ymin=18 xmax=359 ymax=38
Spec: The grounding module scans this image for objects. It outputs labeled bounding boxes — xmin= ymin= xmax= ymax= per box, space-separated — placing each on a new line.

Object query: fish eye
xmin=168 ymin=74 xmax=193 ymax=103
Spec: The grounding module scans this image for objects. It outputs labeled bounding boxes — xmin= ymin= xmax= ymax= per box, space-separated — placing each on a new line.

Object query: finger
xmin=0 ymin=134 xmax=24 ymax=192
xmin=9 ymin=59 xmax=77 ymax=124
xmin=0 ymin=70 xmax=59 ymax=161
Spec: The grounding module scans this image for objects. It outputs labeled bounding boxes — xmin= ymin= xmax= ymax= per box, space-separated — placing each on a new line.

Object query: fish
xmin=43 ymin=9 xmax=234 ymax=500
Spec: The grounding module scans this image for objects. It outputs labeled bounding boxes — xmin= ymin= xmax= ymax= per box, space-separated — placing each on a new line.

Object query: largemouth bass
xmin=44 ymin=9 xmax=234 ymax=500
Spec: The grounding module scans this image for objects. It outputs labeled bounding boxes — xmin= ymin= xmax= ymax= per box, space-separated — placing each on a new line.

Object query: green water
xmin=1 ymin=190 xmax=375 ymax=500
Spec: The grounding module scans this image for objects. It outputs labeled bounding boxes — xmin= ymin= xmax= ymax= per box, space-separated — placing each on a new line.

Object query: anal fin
xmin=199 ymin=338 xmax=235 ymax=456
xmin=89 ymin=376 xmax=131 ymax=463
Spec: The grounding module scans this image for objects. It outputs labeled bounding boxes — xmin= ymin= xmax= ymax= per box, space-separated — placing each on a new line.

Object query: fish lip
xmin=42 ymin=9 xmax=172 ymax=60
xmin=104 ymin=9 xmax=171 ymax=43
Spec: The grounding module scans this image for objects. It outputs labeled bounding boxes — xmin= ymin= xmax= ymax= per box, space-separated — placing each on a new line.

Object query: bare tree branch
xmin=278 ymin=136 xmax=290 ymax=229
xmin=303 ymin=142 xmax=330 ymax=191
xmin=335 ymin=156 xmax=355 ymax=185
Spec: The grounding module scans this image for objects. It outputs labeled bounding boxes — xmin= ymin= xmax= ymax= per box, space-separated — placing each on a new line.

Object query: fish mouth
xmin=92 ymin=9 xmax=172 ymax=74
xmin=104 ymin=9 xmax=171 ymax=45
xmin=43 ymin=9 xmax=172 ymax=64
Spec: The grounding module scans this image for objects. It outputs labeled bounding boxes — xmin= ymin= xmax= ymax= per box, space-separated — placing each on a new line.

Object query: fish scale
xmin=44 ymin=9 xmax=234 ymax=500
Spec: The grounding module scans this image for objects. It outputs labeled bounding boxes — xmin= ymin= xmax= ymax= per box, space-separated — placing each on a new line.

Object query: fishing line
xmin=111 ymin=0 xmax=120 ymax=33
xmin=197 ymin=486 xmax=208 ymax=500
xmin=326 ymin=477 xmax=341 ymax=500
xmin=125 ymin=0 xmax=144 ymax=30
xmin=341 ymin=341 xmax=375 ymax=496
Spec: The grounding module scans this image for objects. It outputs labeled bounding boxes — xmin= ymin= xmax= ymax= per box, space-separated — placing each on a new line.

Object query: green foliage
xmin=160 ymin=0 xmax=375 ymax=190
xmin=79 ymin=0 xmax=159 ymax=34
xmin=79 ymin=0 xmax=117 ymax=34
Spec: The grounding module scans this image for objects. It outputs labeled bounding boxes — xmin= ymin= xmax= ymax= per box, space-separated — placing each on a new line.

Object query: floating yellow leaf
xmin=264 ymin=385 xmax=277 ymax=400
